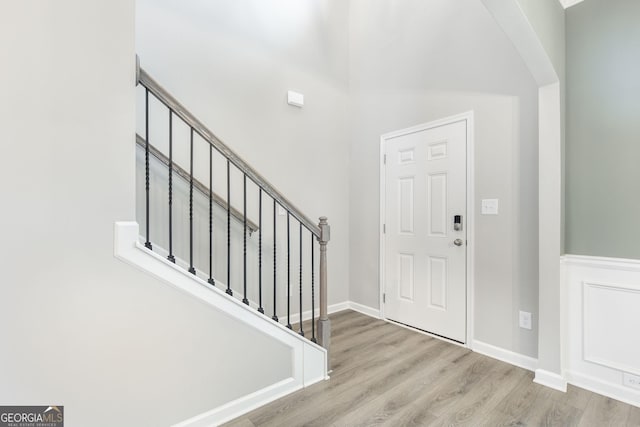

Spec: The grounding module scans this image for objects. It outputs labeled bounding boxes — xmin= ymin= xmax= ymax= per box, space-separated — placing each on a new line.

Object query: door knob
xmin=454 ymin=238 xmax=463 ymax=246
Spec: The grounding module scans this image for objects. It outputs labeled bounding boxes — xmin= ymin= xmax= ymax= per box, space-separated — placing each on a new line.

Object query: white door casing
xmin=380 ymin=113 xmax=474 ymax=344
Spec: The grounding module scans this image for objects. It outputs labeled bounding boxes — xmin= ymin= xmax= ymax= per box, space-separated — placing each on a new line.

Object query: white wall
xmin=347 ymin=0 xmax=540 ymax=357
xmin=481 ymin=0 xmax=566 ymax=380
xmin=0 ymin=2 xmax=294 ymax=426
xmin=516 ymin=0 xmax=566 ymax=82
xmin=514 ymin=2 xmax=566 ymax=379
xmin=135 ymin=0 xmax=351 ymax=307
xmin=136 ymin=0 xmax=543 ymax=359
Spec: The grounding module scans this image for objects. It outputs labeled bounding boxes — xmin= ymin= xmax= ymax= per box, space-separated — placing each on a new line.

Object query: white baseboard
xmin=289 ymin=301 xmax=350 ymax=325
xmin=534 ymin=369 xmax=567 ymax=392
xmin=567 ymin=371 xmax=640 ymax=409
xmin=289 ymin=301 xmax=381 ymax=324
xmin=330 ymin=301 xmax=351 ymax=314
xmin=347 ymin=301 xmax=382 ymax=319
xmin=173 ymin=378 xmax=300 ymax=427
xmin=473 ymin=340 xmax=538 ymax=372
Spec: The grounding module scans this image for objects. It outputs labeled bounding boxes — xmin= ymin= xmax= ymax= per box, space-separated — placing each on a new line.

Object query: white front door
xmin=383 ymin=118 xmax=467 ymax=343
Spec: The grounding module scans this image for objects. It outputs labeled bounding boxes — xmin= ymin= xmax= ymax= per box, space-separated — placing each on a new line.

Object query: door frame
xmin=379 ymin=111 xmax=475 ymax=348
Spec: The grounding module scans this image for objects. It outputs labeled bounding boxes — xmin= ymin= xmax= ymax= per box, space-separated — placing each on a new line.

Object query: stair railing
xmin=136 ymin=60 xmax=330 ymax=357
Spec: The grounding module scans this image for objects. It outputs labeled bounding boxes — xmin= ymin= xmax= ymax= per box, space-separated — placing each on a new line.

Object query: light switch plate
xmin=481 ymin=199 xmax=499 ymax=215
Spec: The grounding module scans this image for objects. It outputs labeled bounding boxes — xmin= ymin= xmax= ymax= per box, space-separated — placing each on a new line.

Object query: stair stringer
xmin=114 ymin=221 xmax=328 ymax=426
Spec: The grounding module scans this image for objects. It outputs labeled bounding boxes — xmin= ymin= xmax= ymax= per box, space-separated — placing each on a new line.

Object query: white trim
xmin=289 ymin=301 xmax=351 ymax=324
xmin=379 ymin=111 xmax=475 ymax=347
xmin=473 ymin=340 xmax=538 ymax=372
xmin=114 ymin=222 xmax=327 ymax=427
xmin=145 ymin=235 xmax=351 ymax=327
xmin=379 ymin=135 xmax=386 ymax=321
xmin=558 ymin=0 xmax=584 ymax=9
xmin=466 ymin=113 xmax=476 ymax=349
xmin=560 ymin=254 xmax=569 ymax=392
xmin=330 ymin=301 xmax=351 ymax=313
xmin=481 ymin=0 xmax=558 ymax=86
xmin=290 ymin=301 xmax=381 ymax=324
xmin=562 ymin=254 xmax=640 ymax=272
xmin=566 ymin=371 xmax=640 ymax=410
xmin=348 ymin=301 xmax=382 ymax=319
xmin=534 ymin=369 xmax=567 ymax=392
xmin=172 ymin=378 xmax=299 ymax=427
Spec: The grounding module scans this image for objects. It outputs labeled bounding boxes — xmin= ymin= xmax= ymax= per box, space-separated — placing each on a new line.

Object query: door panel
xmin=384 ymin=120 xmax=467 ymax=343
xmin=428 ymin=256 xmax=447 ymax=310
xmin=398 ymin=178 xmax=415 ymax=234
xmin=398 ymin=253 xmax=415 ymax=301
xmin=427 ymin=172 xmax=447 ymax=236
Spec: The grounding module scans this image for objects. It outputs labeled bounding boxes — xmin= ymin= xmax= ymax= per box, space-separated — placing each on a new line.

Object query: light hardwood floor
xmin=224 ymin=310 xmax=640 ymax=427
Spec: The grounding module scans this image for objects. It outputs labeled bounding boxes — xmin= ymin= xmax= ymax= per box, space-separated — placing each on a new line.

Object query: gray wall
xmin=0 ymin=1 xmax=292 ymax=426
xmin=348 ymin=0 xmax=540 ymax=357
xmin=135 ymin=0 xmax=351 ymax=307
xmin=566 ymin=0 xmax=640 ymax=259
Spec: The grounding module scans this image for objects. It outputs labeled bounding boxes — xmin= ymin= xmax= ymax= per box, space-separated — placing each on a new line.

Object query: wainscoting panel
xmin=583 ymin=282 xmax=640 ymax=376
xmin=563 ymin=255 xmax=640 ymax=408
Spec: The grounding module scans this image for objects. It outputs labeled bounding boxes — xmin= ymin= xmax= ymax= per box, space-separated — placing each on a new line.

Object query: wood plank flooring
xmin=224 ymin=310 xmax=640 ymax=427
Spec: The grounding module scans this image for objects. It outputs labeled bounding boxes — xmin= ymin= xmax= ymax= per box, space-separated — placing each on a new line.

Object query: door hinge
xmin=383 ymin=224 xmax=386 ymax=234
xmin=383 ymin=293 xmax=386 ymax=304
xmin=384 ymin=154 xmax=387 ymax=165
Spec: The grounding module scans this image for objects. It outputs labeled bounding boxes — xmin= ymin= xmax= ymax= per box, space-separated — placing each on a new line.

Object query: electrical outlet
xmin=623 ymin=372 xmax=640 ymax=390
xmin=519 ymin=311 xmax=532 ymax=330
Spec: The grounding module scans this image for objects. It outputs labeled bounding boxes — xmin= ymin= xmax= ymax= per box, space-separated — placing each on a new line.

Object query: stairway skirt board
xmin=114 ymin=221 xmax=327 ymax=426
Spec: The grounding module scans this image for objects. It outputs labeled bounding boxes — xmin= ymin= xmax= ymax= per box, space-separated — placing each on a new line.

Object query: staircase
xmin=114 ymin=59 xmax=332 ymax=425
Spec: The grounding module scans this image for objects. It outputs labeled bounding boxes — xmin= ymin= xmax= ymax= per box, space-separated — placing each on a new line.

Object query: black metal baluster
xmin=272 ymin=200 xmax=278 ymax=322
xmin=188 ymin=128 xmax=196 ymax=275
xmin=226 ymin=159 xmax=232 ymax=296
xmin=286 ymin=212 xmax=291 ymax=329
xmin=144 ymin=88 xmax=152 ymax=250
xmin=299 ymin=222 xmax=304 ymax=336
xmin=258 ymin=189 xmax=264 ymax=314
xmin=208 ymin=144 xmax=215 ymax=286
xmin=242 ymin=174 xmax=249 ymax=305
xmin=311 ymin=233 xmax=316 ymax=343
xmin=167 ymin=110 xmax=175 ymax=262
